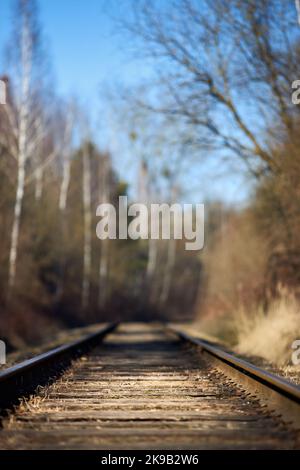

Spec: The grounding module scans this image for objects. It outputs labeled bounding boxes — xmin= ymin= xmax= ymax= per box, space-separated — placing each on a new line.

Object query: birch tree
xmin=137 ymin=159 xmax=156 ymax=280
xmin=8 ymin=0 xmax=35 ymax=289
xmin=98 ymin=154 xmax=111 ymax=309
xmin=81 ymin=140 xmax=92 ymax=311
xmin=59 ymin=104 xmax=75 ymax=212
xmin=31 ymin=112 xmax=50 ymax=200
xmin=23 ymin=105 xmax=58 ymax=198
xmin=159 ymin=185 xmax=178 ymax=305
xmin=129 ymin=114 xmax=160 ymax=296
xmin=7 ymin=0 xmax=54 ymax=289
xmin=51 ymin=103 xmax=75 ymax=301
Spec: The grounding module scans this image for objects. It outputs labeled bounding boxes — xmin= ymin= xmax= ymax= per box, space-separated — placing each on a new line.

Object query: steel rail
xmin=0 ymin=322 xmax=118 ymax=411
xmin=168 ymin=326 xmax=300 ymax=430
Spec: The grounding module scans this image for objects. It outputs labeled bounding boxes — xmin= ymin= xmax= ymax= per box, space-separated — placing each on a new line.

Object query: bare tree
xmin=137 ymin=158 xmax=156 ymax=280
xmin=159 ymin=184 xmax=178 ymax=305
xmin=48 ymin=102 xmax=76 ymax=301
xmin=123 ymin=0 xmax=300 ymax=177
xmin=81 ymin=139 xmax=92 ymax=311
xmin=8 ymin=0 xmax=36 ymax=289
xmin=7 ymin=0 xmax=55 ymax=289
xmin=98 ymin=154 xmax=111 ymax=309
xmin=59 ymin=103 xmax=75 ymax=211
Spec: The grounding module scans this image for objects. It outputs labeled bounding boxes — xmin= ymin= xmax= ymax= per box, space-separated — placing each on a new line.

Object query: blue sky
xmin=0 ymin=0 xmax=140 ymax=103
xmin=0 ymin=0 xmax=250 ymax=205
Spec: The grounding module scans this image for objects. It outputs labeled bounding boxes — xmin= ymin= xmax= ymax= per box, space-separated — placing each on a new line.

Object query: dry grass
xmin=194 ymin=291 xmax=300 ymax=370
xmin=235 ymin=293 xmax=300 ymax=367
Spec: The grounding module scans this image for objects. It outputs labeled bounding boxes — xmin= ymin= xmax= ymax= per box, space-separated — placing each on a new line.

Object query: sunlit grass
xmin=235 ymin=291 xmax=300 ymax=367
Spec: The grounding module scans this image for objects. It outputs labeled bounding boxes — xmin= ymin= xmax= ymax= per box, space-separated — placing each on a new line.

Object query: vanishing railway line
xmin=0 ymin=323 xmax=299 ymax=449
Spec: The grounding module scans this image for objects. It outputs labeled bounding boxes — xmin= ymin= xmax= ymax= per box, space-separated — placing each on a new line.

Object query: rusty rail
xmin=168 ymin=326 xmax=300 ymax=430
xmin=0 ymin=323 xmax=117 ymax=411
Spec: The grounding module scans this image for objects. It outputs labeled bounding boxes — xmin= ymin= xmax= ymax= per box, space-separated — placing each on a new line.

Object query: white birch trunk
xmin=59 ymin=158 xmax=71 ymax=211
xmin=9 ymin=149 xmax=26 ymax=288
xmin=98 ymin=155 xmax=110 ymax=309
xmin=98 ymin=241 xmax=109 ymax=308
xmin=137 ymin=159 xmax=159 ymax=290
xmin=59 ymin=108 xmax=74 ymax=212
xmin=81 ymin=142 xmax=92 ymax=310
xmin=159 ymin=184 xmax=178 ymax=304
xmin=32 ymin=116 xmax=45 ymax=201
xmin=55 ymin=110 xmax=74 ymax=302
xmin=8 ymin=11 xmax=31 ymax=289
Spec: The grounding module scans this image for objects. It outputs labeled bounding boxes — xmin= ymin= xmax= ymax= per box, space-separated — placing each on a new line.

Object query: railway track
xmin=0 ymin=323 xmax=118 ymax=411
xmin=0 ymin=323 xmax=299 ymax=449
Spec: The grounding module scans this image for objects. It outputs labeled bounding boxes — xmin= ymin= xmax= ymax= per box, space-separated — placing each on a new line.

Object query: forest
xmin=0 ymin=0 xmax=300 ymax=367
